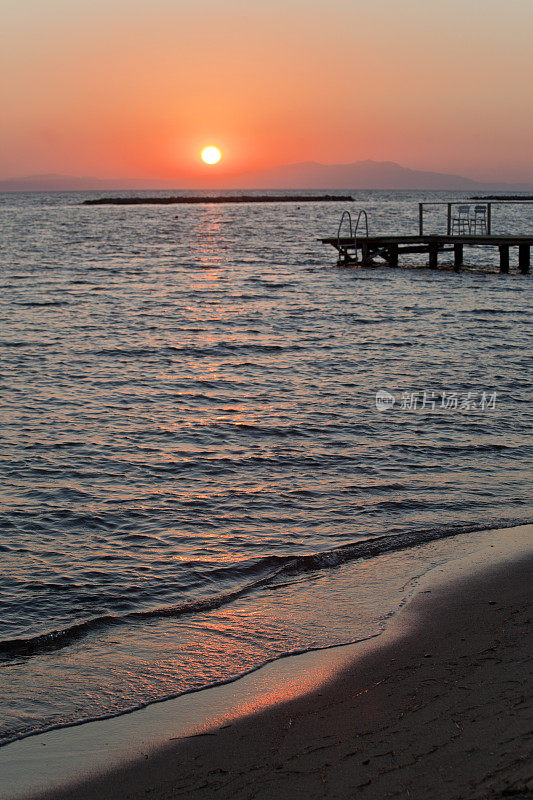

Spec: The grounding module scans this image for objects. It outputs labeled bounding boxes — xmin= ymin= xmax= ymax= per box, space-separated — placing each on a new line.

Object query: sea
xmin=0 ymin=189 xmax=531 ymax=747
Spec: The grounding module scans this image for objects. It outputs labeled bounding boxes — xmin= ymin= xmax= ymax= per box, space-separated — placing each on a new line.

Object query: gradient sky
xmin=2 ymin=0 xmax=532 ymax=182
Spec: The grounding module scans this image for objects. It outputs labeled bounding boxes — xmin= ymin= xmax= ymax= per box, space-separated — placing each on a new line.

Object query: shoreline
xmin=2 ymin=524 xmax=532 ymax=800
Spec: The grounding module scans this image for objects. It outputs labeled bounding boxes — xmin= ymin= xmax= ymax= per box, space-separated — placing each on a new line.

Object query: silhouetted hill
xmin=1 ymin=162 xmax=531 ymax=192
xmin=0 ymin=174 xmax=155 ymax=192
xmin=222 ymin=160 xmax=532 ymax=191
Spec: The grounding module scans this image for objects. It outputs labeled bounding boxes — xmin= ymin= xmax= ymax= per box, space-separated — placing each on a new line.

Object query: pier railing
xmin=418 ymin=200 xmax=532 ymax=236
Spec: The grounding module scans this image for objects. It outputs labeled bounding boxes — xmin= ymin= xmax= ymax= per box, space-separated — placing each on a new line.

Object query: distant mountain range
xmin=1 ymin=161 xmax=532 ymax=192
xmin=0 ymin=174 xmax=151 ymax=192
xmin=223 ymin=160 xmax=532 ymax=191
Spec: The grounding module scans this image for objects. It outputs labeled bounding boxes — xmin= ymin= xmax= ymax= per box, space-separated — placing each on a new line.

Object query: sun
xmin=201 ymin=146 xmax=222 ymax=165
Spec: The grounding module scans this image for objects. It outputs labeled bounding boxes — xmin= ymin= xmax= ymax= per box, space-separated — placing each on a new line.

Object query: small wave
xmin=89 ymin=342 xmax=302 ymax=359
xmin=394 ymin=443 xmax=520 ymax=454
xmin=339 ymin=314 xmax=390 ymax=324
xmin=463 ymin=308 xmax=502 ymax=314
xmin=0 ymin=615 xmax=123 ymax=660
xmin=1 ymin=340 xmax=54 ymax=348
xmin=0 ymin=517 xmax=526 ymax=662
xmin=13 ymin=300 xmax=70 ymax=307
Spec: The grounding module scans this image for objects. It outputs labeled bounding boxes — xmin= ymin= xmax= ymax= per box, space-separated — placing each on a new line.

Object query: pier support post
xmin=499 ymin=245 xmax=509 ymax=273
xmin=519 ymin=245 xmax=530 ymax=274
xmin=336 ymin=246 xmax=347 ymax=266
xmin=428 ymin=243 xmax=439 ymax=269
xmin=454 ymin=243 xmax=463 ymax=271
xmin=361 ymin=242 xmax=371 ymax=266
xmin=388 ymin=244 xmax=398 ymax=267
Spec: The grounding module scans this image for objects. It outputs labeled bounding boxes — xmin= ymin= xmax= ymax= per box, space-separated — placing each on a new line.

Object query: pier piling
xmin=454 ymin=244 xmax=463 ymax=270
xmin=519 ymin=244 xmax=530 ymax=274
xmin=499 ymin=245 xmax=510 ymax=273
xmin=428 ymin=244 xmax=439 ymax=269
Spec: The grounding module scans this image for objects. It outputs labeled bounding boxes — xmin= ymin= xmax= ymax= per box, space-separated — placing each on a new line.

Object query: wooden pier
xmin=320 ymin=233 xmax=532 ymax=273
xmin=320 ymin=200 xmax=532 ymax=273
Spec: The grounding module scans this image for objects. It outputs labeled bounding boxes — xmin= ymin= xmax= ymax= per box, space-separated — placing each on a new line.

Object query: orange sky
xmin=1 ymin=0 xmax=532 ymax=183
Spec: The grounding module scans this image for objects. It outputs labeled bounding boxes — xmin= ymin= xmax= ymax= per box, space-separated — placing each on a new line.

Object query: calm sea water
xmin=0 ymin=190 xmax=532 ymax=745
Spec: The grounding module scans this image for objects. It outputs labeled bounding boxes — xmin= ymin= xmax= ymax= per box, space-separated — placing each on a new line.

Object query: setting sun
xmin=201 ymin=146 xmax=222 ymax=165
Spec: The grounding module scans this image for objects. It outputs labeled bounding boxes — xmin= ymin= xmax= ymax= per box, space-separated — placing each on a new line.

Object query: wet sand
xmin=23 ymin=531 xmax=532 ymax=800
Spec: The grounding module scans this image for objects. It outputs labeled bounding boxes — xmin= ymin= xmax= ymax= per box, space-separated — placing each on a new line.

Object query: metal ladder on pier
xmin=336 ymin=209 xmax=369 ymax=265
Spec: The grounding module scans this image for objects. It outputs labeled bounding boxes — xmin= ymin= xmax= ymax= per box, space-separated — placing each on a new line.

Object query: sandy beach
xmin=12 ymin=531 xmax=528 ymax=800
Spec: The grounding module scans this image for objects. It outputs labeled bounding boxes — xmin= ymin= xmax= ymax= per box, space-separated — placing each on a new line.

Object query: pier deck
xmin=320 ymin=234 xmax=532 ymax=273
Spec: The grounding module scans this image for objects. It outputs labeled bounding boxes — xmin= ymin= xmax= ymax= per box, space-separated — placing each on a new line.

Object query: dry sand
xmin=31 ymin=541 xmax=532 ymax=800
